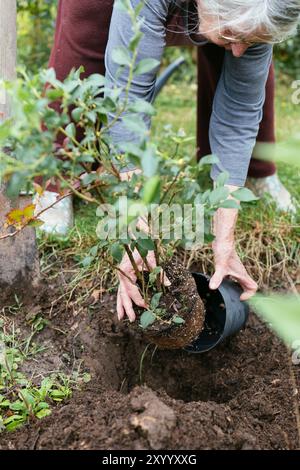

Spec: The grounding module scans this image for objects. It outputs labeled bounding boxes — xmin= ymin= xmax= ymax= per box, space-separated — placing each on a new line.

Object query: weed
xmin=0 ymin=316 xmax=90 ymax=432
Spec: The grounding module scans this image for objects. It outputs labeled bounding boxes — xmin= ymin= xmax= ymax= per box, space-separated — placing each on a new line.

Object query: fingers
xmin=127 ymin=283 xmax=148 ymax=309
xmin=240 ymin=289 xmax=257 ymax=302
xmin=117 ymin=279 xmax=148 ymax=323
xmin=162 ymin=273 xmax=171 ymax=287
xmin=145 ymin=251 xmax=157 ymax=270
xmin=209 ymin=268 xmax=226 ymax=290
xmin=117 ymin=287 xmax=124 ymax=321
xmin=117 ymin=250 xmax=167 ymax=323
xmin=229 ymin=265 xmax=258 ymax=301
xmin=121 ymin=292 xmax=136 ymax=323
xmin=210 ymin=264 xmax=258 ymax=301
xmin=238 ymin=276 xmax=258 ymax=301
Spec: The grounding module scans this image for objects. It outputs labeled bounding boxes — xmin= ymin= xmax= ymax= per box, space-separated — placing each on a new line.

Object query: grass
xmin=152 ymin=70 xmax=300 ymax=199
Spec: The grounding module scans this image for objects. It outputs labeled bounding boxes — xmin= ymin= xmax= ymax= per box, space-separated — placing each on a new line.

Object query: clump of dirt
xmin=142 ymin=259 xmax=205 ymax=350
xmin=0 ymin=277 xmax=299 ymax=450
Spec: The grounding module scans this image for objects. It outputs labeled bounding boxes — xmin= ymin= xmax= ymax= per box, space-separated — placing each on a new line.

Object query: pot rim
xmin=184 ymin=272 xmax=249 ymax=353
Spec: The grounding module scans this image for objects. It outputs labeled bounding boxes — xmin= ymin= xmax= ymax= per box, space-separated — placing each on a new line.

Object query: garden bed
xmin=0 ymin=271 xmax=299 ymax=451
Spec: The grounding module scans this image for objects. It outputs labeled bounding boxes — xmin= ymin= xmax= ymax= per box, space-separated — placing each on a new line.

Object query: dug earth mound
xmin=0 ymin=283 xmax=298 ymax=450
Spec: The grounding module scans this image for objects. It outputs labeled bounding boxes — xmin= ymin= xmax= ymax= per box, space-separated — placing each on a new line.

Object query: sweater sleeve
xmin=209 ymin=43 xmax=273 ymax=187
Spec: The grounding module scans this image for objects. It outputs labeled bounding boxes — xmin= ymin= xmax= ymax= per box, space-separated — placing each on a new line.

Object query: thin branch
xmin=124 ymin=244 xmax=144 ymax=285
xmin=0 ymin=191 xmax=72 ymax=240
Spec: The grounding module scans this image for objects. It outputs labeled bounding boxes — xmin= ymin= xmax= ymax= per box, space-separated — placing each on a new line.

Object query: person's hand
xmin=117 ymin=249 xmax=170 ymax=322
xmin=210 ymin=239 xmax=258 ymax=301
xmin=209 ymin=192 xmax=258 ymax=301
xmin=116 ymin=169 xmax=172 ymax=322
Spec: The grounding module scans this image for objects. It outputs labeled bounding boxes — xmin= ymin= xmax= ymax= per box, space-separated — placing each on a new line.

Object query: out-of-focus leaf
xmin=199 ymin=154 xmax=219 ymax=166
xmin=112 ymin=46 xmax=131 ymax=67
xmin=134 ymin=58 xmax=160 ymax=76
xmin=142 ymin=176 xmax=160 ymax=204
xmin=250 ymin=294 xmax=300 ymax=346
xmin=209 ymin=187 xmax=229 ymax=206
xmin=232 ymin=188 xmax=259 ymax=202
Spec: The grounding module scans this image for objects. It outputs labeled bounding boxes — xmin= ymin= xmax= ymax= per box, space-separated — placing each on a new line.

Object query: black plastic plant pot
xmin=184 ymin=273 xmax=249 ymax=354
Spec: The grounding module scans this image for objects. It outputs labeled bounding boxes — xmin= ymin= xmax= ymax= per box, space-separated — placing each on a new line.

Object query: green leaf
xmin=128 ymin=99 xmax=155 ymax=116
xmin=232 ymin=188 xmax=259 ymax=202
xmin=0 ymin=120 xmax=11 ymax=142
xmin=250 ymin=295 xmax=300 ymax=346
xmin=199 ymin=154 xmax=219 ymax=166
xmin=209 ymin=187 xmax=230 ymax=206
xmin=150 ymin=293 xmax=162 ymax=310
xmin=71 ymin=107 xmax=83 ymax=122
xmin=36 ymin=408 xmax=52 ymax=419
xmin=120 ymin=142 xmax=143 ymax=158
xmin=3 ymin=415 xmax=24 ymax=425
xmin=3 ymin=415 xmax=26 ymax=431
xmin=110 ymin=242 xmax=124 ymax=263
xmin=139 ymin=310 xmax=156 ymax=329
xmin=129 ymin=31 xmax=143 ymax=52
xmin=142 ymin=176 xmax=160 ymax=204
xmin=45 ymin=89 xmax=64 ymax=101
xmin=65 ymin=122 xmax=76 ymax=139
xmin=86 ymin=111 xmax=97 ymax=124
xmin=82 ymin=373 xmax=91 ymax=383
xmin=81 ymin=256 xmax=94 ymax=267
xmin=9 ymin=401 xmax=26 ymax=411
xmin=49 ymin=390 xmax=66 ymax=401
xmin=196 ymin=190 xmax=210 ymax=204
xmin=134 ymin=58 xmax=160 ymax=76
xmin=172 ymin=315 xmax=185 ymax=325
xmin=35 ymin=402 xmax=50 ymax=411
xmin=78 ymin=154 xmax=95 ymax=164
xmin=122 ymin=115 xmax=147 ymax=136
xmin=137 ymin=238 xmax=155 ymax=252
xmin=87 ymin=74 xmax=106 ymax=87
xmin=141 ymin=145 xmax=159 ymax=177
xmin=216 ymin=171 xmax=229 ymax=187
xmin=115 ymin=0 xmax=130 ymax=13
xmin=40 ymin=378 xmax=53 ymax=398
xmin=149 ymin=266 xmax=162 ymax=285
xmin=220 ymin=199 xmax=240 ymax=209
xmin=90 ymin=245 xmax=99 ymax=257
xmin=0 ymin=400 xmax=11 ymax=408
xmin=20 ymin=390 xmax=35 ymax=408
xmin=112 ymin=46 xmax=131 ymax=67
xmin=81 ymin=172 xmax=98 ymax=186
xmin=28 ymin=219 xmax=44 ymax=228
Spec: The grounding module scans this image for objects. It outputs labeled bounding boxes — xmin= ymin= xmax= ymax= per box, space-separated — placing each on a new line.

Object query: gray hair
xmin=199 ymin=0 xmax=300 ymax=42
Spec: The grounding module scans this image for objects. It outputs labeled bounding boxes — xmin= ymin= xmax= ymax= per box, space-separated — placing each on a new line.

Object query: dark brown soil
xmin=0 ymin=276 xmax=299 ymax=450
xmin=142 ymin=260 xmax=205 ymax=350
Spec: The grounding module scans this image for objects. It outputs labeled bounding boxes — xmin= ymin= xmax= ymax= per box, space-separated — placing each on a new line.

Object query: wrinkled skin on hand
xmin=209 ymin=198 xmax=258 ymax=300
xmin=117 ymin=249 xmax=171 ymax=322
xmin=210 ymin=239 xmax=258 ymax=301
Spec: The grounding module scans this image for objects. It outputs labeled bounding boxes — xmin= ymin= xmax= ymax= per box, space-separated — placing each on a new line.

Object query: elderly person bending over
xmin=104 ymin=0 xmax=300 ymax=321
xmin=41 ymin=0 xmax=300 ymax=321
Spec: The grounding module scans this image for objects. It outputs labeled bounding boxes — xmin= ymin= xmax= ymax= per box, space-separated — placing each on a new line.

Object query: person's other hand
xmin=117 ymin=249 xmax=170 ymax=322
xmin=210 ymin=239 xmax=258 ymax=301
